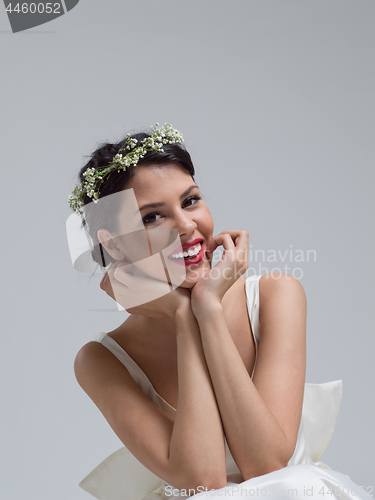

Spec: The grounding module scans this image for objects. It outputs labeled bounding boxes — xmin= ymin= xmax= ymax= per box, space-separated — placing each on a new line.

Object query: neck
xmin=131 ymin=312 xmax=178 ymax=341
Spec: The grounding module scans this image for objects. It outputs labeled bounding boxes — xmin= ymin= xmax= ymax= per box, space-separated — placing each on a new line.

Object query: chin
xmin=177 ymin=259 xmax=212 ymax=289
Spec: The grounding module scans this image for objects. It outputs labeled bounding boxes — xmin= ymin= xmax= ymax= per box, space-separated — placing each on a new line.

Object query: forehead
xmin=126 ymin=163 xmax=195 ymax=198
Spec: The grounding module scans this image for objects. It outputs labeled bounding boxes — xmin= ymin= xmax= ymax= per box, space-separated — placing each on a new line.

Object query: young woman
xmin=70 ymin=125 xmax=370 ymax=500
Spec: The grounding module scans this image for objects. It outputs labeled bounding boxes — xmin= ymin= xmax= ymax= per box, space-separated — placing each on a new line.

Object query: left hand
xmin=191 ymin=230 xmax=249 ymax=315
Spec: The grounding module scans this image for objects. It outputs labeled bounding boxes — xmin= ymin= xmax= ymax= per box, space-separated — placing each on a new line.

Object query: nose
xmin=172 ymin=208 xmax=197 ymax=237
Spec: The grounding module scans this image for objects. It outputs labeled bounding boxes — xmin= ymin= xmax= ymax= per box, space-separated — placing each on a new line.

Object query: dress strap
xmin=94 ymin=333 xmax=177 ymax=413
xmin=94 ymin=332 xmax=160 ymax=406
xmin=244 ymin=275 xmax=262 ymax=379
xmin=244 ymin=275 xmax=261 ymax=344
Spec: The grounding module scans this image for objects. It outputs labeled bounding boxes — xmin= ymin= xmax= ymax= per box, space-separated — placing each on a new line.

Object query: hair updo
xmin=78 ymin=131 xmax=196 ymax=268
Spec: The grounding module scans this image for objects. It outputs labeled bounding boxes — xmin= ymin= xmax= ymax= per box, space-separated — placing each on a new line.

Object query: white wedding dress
xmin=79 ymin=275 xmax=371 ymax=500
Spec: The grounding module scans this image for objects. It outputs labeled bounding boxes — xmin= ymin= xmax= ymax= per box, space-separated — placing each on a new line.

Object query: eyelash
xmin=142 ymin=195 xmax=202 ymax=225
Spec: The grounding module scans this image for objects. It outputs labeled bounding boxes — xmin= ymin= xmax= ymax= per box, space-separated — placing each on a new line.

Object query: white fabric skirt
xmin=164 ymin=465 xmax=371 ymax=500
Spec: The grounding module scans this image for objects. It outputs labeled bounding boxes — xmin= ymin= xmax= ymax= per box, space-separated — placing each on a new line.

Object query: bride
xmin=69 ymin=124 xmax=371 ymax=500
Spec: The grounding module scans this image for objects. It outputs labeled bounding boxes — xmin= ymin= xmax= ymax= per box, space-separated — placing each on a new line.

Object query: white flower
xmin=69 ymin=123 xmax=185 ymax=215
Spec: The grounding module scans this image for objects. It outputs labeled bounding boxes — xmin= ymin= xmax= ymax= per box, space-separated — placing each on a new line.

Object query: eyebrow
xmin=136 ymin=185 xmax=199 ymax=214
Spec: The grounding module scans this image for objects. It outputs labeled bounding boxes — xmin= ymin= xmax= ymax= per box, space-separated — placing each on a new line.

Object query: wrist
xmin=174 ymin=303 xmax=195 ymax=322
xmin=174 ymin=306 xmax=201 ymax=337
xmin=193 ymin=301 xmax=224 ymax=323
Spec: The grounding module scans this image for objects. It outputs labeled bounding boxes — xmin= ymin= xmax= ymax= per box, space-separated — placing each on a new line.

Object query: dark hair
xmin=78 ymin=131 xmax=195 ymax=268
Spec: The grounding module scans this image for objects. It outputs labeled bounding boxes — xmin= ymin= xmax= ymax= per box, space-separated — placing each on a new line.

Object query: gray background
xmin=1 ymin=1 xmax=374 ymax=498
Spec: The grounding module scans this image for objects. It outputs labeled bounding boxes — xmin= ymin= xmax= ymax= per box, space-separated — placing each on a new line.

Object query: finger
xmin=233 ymin=230 xmax=249 ymax=252
xmin=207 ymin=232 xmax=236 ymax=253
xmin=207 ymin=230 xmax=242 ymax=250
xmin=221 ymin=230 xmax=248 ymax=246
xmin=206 ymin=233 xmax=227 ymax=253
xmin=207 ymin=230 xmax=249 ymax=253
xmin=228 ymin=231 xmax=249 ymax=270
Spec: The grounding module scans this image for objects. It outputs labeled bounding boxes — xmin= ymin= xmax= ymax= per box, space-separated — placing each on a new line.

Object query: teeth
xmin=170 ymin=242 xmax=201 ymax=259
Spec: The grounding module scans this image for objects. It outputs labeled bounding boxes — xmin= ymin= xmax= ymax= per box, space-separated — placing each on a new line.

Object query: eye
xmin=183 ymin=194 xmax=202 ymax=208
xmin=142 ymin=212 xmax=163 ymax=225
xmin=142 ymin=195 xmax=202 ymax=225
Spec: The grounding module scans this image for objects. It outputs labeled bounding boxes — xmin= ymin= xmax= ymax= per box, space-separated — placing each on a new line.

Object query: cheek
xmin=133 ymin=250 xmax=189 ymax=287
xmin=198 ymin=209 xmax=214 ymax=237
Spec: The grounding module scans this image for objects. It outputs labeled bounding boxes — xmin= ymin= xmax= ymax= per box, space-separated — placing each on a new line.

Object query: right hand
xmin=100 ymin=261 xmax=192 ymax=319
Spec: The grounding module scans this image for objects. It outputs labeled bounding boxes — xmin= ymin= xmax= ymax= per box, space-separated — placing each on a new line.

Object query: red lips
xmin=168 ymin=238 xmax=204 ymax=257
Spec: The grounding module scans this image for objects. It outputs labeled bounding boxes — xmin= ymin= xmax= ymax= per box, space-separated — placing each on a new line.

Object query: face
xmin=107 ymin=163 xmax=214 ymax=288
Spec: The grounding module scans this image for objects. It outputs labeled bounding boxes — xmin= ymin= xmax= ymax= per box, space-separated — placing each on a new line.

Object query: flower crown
xmin=68 ymin=123 xmax=184 ymax=216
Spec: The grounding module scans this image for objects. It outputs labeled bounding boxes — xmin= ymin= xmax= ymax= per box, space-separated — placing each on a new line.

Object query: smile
xmin=169 ymin=242 xmax=202 ymax=260
xmin=167 ymin=240 xmax=205 ymax=266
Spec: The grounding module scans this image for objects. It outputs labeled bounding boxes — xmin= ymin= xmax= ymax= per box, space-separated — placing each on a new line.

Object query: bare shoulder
xmin=74 ymin=341 xmax=130 ymax=403
xmin=74 ymin=340 xmax=105 ymax=365
xmin=74 ymin=341 xmax=102 ymax=376
xmin=73 ymin=340 xmax=182 ymax=486
xmin=258 ymin=272 xmax=306 ymax=304
xmin=74 ymin=340 xmax=110 ymax=368
xmin=74 ymin=316 xmax=136 ymax=387
xmin=238 ymin=273 xmax=305 ymax=295
xmin=74 ymin=341 xmax=109 ymax=387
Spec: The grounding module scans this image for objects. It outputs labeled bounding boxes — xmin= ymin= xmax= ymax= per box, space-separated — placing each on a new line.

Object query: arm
xmin=195 ymin=274 xmax=306 ymax=479
xmin=169 ymin=308 xmax=227 ymax=488
xmin=74 ymin=307 xmax=227 ymax=491
xmin=191 ymin=231 xmax=306 ymax=479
